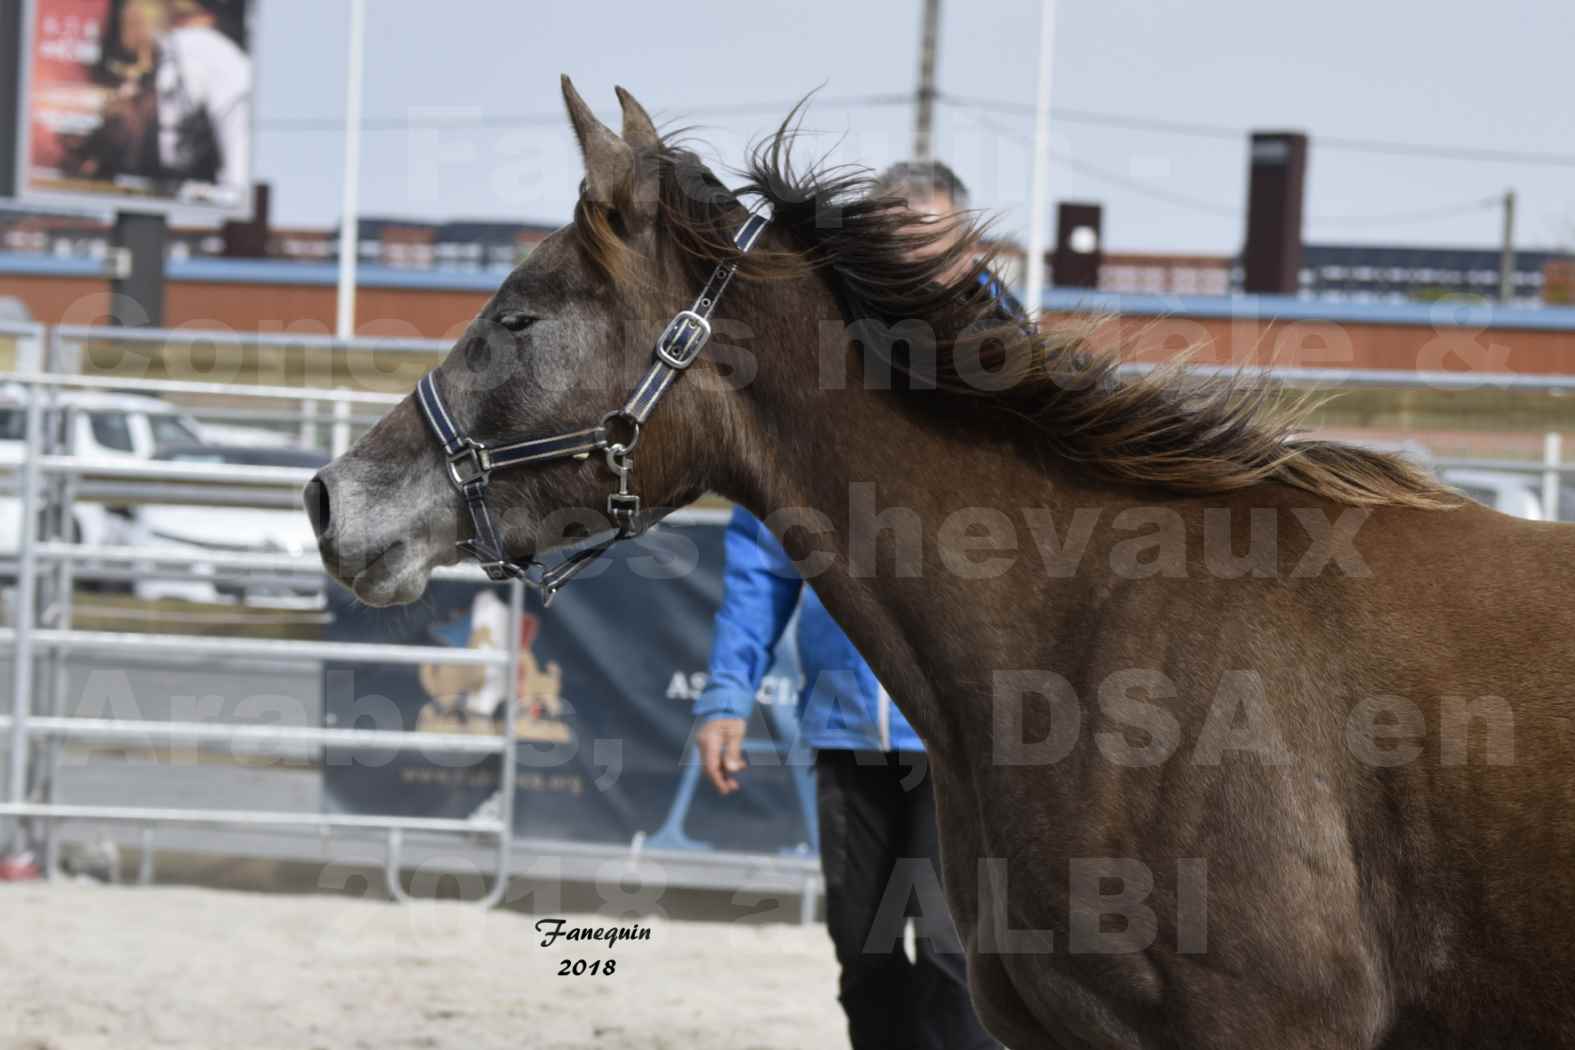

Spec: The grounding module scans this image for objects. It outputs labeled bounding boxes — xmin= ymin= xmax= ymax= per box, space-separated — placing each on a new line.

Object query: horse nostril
xmin=303 ymin=476 xmax=332 ymax=538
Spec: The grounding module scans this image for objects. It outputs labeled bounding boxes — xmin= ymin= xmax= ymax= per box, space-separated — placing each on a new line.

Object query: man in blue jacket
xmin=693 ymin=162 xmax=1001 ymax=1050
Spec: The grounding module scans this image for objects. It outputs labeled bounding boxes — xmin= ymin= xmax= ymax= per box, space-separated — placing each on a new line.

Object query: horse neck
xmin=709 ymin=268 xmax=1091 ymax=760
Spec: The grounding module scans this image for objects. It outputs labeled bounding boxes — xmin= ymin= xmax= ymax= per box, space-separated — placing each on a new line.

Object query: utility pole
xmin=0 ymin=2 xmax=22 ymax=200
xmin=1498 ymin=189 xmax=1517 ymax=304
xmin=1022 ymin=0 xmax=1058 ymax=321
xmin=336 ymin=0 xmax=368 ymax=341
xmin=913 ymin=0 xmax=942 ymax=163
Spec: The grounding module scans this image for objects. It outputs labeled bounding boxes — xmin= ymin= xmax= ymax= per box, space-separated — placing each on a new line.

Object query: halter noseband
xmin=416 ymin=212 xmax=770 ymax=605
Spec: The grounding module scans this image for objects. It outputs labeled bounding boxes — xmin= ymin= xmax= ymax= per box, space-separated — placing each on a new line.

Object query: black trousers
xmin=815 ymin=749 xmax=998 ymax=1050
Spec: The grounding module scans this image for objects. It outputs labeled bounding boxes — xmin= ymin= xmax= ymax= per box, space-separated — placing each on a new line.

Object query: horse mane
xmin=572 ymin=112 xmax=1457 ymax=511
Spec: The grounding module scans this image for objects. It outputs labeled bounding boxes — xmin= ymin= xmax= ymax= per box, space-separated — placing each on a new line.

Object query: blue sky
xmin=249 ymin=0 xmax=1572 ymax=254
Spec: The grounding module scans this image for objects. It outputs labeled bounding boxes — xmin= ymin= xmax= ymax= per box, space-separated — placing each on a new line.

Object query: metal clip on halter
xmin=414 ymin=211 xmax=770 ymax=603
xmin=600 ymin=409 xmax=641 ymax=530
xmin=606 ymin=449 xmax=640 ymax=528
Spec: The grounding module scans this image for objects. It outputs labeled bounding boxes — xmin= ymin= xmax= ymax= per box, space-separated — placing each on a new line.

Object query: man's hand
xmin=697 ymin=718 xmax=748 ymax=795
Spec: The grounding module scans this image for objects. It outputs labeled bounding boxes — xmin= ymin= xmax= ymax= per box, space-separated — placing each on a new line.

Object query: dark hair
xmin=874 ymin=160 xmax=970 ymax=208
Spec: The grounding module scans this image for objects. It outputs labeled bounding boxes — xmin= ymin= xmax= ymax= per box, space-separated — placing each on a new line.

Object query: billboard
xmin=14 ymin=0 xmax=254 ymax=212
xmin=322 ymin=519 xmax=820 ymax=857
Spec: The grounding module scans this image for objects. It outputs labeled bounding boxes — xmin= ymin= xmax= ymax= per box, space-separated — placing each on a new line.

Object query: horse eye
xmin=497 ymin=312 xmax=537 ymax=333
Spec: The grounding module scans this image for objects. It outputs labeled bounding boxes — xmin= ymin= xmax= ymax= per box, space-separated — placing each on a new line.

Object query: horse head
xmin=305 ymin=77 xmax=752 ymax=605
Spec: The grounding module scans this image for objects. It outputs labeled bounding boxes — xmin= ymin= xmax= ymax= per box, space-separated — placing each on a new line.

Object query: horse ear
xmin=561 ymin=75 xmax=634 ymax=212
xmin=615 ymin=85 xmax=661 ymax=153
xmin=614 ymin=86 xmax=662 ymax=223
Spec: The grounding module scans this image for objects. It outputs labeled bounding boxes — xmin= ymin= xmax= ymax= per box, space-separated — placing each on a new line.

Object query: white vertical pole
xmin=1022 ymin=0 xmax=1057 ymax=321
xmin=7 ymin=382 xmax=45 ymax=816
xmin=331 ymin=394 xmax=352 ymax=457
xmin=1543 ymin=431 xmax=1562 ymax=522
xmin=298 ymin=398 xmax=319 ymax=450
xmin=335 ymin=0 xmax=368 ymax=342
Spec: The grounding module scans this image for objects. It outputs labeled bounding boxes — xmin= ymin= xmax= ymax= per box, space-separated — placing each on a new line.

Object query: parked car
xmin=0 ymin=386 xmax=206 ymax=466
xmin=126 ymin=445 xmax=328 ymax=609
xmin=0 ymin=388 xmax=207 ymax=556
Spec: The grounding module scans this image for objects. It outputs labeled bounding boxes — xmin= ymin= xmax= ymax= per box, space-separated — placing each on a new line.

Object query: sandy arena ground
xmin=1 ymin=883 xmax=844 ymax=1050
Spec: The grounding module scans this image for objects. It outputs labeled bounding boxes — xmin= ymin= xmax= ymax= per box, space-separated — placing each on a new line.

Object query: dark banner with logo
xmin=321 ymin=516 xmax=817 ymax=857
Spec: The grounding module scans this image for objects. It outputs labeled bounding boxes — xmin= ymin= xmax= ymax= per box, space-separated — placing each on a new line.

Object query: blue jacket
xmin=694 ymin=506 xmax=923 ymax=752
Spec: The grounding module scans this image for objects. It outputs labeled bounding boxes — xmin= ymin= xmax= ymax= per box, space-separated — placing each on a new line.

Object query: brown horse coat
xmin=308 ymin=79 xmax=1575 ymax=1048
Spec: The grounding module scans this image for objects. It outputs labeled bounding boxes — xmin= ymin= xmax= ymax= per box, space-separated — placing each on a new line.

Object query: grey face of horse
xmin=305 ymin=78 xmax=678 ymax=605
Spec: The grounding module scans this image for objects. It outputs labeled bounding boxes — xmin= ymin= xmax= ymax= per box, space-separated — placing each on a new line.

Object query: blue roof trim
xmin=173 ymin=257 xmax=513 ymax=291
xmin=5 ymin=252 xmax=1575 ymax=330
xmin=0 ymin=252 xmax=511 ymax=292
xmin=1040 ymin=288 xmax=1575 ymax=333
xmin=0 ymin=254 xmax=104 ymax=277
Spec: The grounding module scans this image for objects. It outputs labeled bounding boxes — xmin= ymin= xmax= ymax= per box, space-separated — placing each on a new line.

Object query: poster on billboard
xmin=14 ymin=0 xmax=255 ymax=213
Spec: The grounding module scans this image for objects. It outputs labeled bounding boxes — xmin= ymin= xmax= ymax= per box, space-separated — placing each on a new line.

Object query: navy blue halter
xmin=416 ymin=212 xmax=770 ymax=603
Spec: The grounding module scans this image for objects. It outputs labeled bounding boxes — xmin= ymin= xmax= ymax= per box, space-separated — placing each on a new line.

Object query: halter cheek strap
xmin=415 ymin=211 xmax=770 ymax=604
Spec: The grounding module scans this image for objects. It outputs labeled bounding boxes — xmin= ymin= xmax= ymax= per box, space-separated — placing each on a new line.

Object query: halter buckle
xmin=445 ymin=439 xmax=492 ymax=488
xmin=655 ymin=310 xmax=712 ymax=370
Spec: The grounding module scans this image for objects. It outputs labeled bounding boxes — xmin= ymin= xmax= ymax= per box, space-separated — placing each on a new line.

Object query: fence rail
xmin=1 ymin=364 xmax=523 ymax=908
xmin=0 ymin=716 xmax=508 ymax=755
xmin=6 ymin=367 xmax=405 ymax=404
xmin=52 ymin=323 xmax=449 ymax=355
xmin=0 ymin=349 xmax=798 ymax=914
xmin=0 ymin=627 xmax=509 ymax=667
xmin=0 ymin=803 xmax=503 ymax=836
xmin=5 ymin=323 xmax=1574 ymax=917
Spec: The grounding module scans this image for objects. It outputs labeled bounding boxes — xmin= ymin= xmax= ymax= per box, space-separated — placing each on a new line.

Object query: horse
xmin=306 ymin=77 xmax=1575 ymax=1048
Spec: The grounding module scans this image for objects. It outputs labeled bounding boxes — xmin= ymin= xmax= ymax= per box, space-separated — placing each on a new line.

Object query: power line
xmin=259 ymin=88 xmax=1575 ymax=173
xmin=1034 ymin=156 xmax=1503 ymax=229
xmin=256 ymin=93 xmax=912 ymax=132
xmin=1056 ymin=155 xmax=1237 ymax=217
xmin=1316 ymin=134 xmax=1575 ymax=170
xmin=249 ymin=85 xmax=1549 ymax=241
xmin=969 ymin=109 xmax=1240 ymax=217
xmin=1312 ymin=195 xmax=1503 ymax=226
xmin=942 ymin=92 xmax=1575 ymax=169
xmin=943 ymin=92 xmax=1242 ymax=142
xmin=973 ymin=110 xmax=1507 ymax=230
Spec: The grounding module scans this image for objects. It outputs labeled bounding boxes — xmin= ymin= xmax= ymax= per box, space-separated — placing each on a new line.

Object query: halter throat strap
xmin=415 ymin=211 xmax=769 ymax=603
